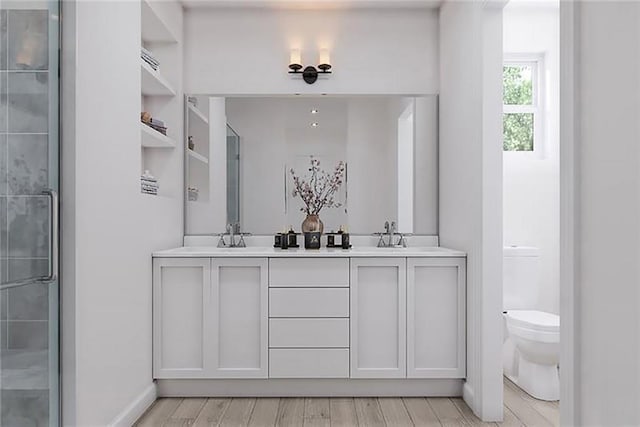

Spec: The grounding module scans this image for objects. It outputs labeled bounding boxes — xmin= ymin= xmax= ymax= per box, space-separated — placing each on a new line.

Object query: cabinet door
xmin=407 ymin=257 xmax=466 ymax=378
xmin=350 ymin=258 xmax=406 ymax=378
xmin=153 ymin=258 xmax=211 ymax=379
xmin=211 ymin=258 xmax=268 ymax=378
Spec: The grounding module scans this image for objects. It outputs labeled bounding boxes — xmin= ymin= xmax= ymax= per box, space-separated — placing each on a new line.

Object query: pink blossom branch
xmin=290 ymin=157 xmax=345 ymax=216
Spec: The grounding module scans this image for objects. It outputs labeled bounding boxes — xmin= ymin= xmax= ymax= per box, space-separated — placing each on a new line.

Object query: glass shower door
xmin=0 ymin=1 xmax=60 ymax=426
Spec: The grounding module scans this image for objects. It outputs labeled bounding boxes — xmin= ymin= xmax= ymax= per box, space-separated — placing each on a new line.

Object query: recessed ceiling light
xmin=311 ymin=122 xmax=319 ymax=127
xmin=311 ymin=109 xmax=319 ymax=114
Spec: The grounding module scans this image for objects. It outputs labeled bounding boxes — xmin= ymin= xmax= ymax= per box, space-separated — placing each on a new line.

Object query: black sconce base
xmin=289 ymin=65 xmax=333 ymax=85
xmin=303 ymin=66 xmax=319 ymax=84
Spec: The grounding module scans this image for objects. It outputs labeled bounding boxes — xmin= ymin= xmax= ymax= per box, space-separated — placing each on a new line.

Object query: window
xmin=503 ymin=57 xmax=543 ymax=152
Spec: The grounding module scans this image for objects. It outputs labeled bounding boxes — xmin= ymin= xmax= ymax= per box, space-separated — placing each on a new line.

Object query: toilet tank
xmin=503 ymin=246 xmax=540 ymax=310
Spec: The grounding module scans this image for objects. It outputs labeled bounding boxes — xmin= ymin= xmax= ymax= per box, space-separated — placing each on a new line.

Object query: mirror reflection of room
xmin=185 ymin=96 xmax=438 ymax=236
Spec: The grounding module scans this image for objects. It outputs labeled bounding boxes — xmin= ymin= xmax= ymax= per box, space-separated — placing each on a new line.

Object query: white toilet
xmin=503 ymin=246 xmax=560 ymax=401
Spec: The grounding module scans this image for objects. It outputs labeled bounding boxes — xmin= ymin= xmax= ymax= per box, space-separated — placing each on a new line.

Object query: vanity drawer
xmin=269 ymin=258 xmax=349 ymax=287
xmin=269 ymin=288 xmax=349 ymax=318
xmin=269 ymin=318 xmax=349 ymax=348
xmin=269 ymin=349 xmax=349 ymax=378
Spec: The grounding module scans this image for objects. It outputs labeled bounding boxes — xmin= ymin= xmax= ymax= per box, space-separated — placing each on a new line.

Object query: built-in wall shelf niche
xmin=188 ymin=149 xmax=208 ymax=164
xmin=141 ymin=192 xmax=174 ymax=202
xmin=186 ymin=97 xmax=211 ymax=205
xmin=141 ymin=61 xmax=176 ymax=96
xmin=188 ymin=104 xmax=208 ymax=125
xmin=141 ymin=123 xmax=176 ymax=148
xmin=140 ymin=0 xmax=182 ymax=200
xmin=141 ymin=0 xmax=177 ymax=44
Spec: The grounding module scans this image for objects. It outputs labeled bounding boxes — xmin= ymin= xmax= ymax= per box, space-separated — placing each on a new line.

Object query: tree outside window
xmin=503 ymin=59 xmax=541 ymax=152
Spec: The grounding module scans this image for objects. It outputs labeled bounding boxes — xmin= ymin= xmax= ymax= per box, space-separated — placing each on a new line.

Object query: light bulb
xmin=290 ymin=49 xmax=302 ymax=66
xmin=319 ymin=49 xmax=331 ymax=67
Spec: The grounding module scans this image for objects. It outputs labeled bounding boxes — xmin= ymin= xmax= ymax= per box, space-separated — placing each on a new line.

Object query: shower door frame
xmin=0 ymin=0 xmax=61 ymax=425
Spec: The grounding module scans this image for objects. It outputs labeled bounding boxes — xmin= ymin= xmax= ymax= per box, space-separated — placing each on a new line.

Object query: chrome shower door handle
xmin=40 ymin=189 xmax=59 ymax=283
xmin=0 ymin=189 xmax=59 ymax=291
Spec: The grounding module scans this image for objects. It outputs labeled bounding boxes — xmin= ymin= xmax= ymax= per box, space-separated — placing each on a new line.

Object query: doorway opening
xmin=501 ymin=1 xmax=560 ymax=422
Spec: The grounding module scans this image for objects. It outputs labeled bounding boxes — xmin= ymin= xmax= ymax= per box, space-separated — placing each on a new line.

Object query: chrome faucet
xmin=229 ymin=223 xmax=235 ymax=243
xmin=387 ymin=221 xmax=399 ymax=247
xmin=217 ymin=223 xmax=251 ymax=248
xmin=375 ymin=220 xmax=408 ymax=248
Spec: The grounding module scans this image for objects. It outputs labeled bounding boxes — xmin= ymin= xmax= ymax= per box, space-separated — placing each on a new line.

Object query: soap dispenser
xmin=287 ymin=226 xmax=299 ymax=248
xmin=340 ymin=225 xmax=351 ymax=249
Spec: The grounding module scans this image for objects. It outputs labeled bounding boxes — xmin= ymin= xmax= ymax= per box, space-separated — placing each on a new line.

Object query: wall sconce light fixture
xmin=289 ymin=49 xmax=332 ymax=84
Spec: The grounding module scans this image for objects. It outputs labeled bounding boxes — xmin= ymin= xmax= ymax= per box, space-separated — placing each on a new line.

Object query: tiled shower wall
xmin=0 ymin=9 xmax=50 ymax=353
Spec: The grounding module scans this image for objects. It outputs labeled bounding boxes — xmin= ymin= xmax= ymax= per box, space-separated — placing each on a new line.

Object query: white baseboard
xmin=463 ymin=382 xmax=475 ymax=412
xmin=109 ymin=383 xmax=157 ymax=427
xmin=158 ymin=379 xmax=463 ymax=397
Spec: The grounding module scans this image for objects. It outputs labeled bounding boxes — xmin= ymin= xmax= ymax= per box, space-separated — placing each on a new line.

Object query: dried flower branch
xmin=290 ymin=157 xmax=346 ymax=215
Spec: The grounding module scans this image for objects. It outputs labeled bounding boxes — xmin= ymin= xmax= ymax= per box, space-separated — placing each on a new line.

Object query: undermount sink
xmin=175 ymin=246 xmax=272 ymax=253
xmin=350 ymin=246 xmax=448 ymax=253
xmin=350 ymin=246 xmax=409 ymax=251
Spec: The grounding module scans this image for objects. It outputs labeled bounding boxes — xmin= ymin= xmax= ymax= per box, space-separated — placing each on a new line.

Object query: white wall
xmin=567 ymin=2 xmax=640 ymax=425
xmin=62 ymin=1 xmax=184 ymax=425
xmin=414 ymin=96 xmax=439 ymax=234
xmin=184 ymin=8 xmax=439 ymax=95
xmin=439 ymin=1 xmax=504 ymax=421
xmin=481 ymin=8 xmax=505 ymax=422
xmin=209 ymin=97 xmax=227 ymax=234
xmin=345 ymin=98 xmax=396 ymax=233
xmin=503 ymin=5 xmax=560 ymax=315
xmin=397 ymin=101 xmax=415 ymax=232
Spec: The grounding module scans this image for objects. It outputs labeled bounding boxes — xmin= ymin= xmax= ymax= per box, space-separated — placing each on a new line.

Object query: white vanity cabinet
xmin=407 ymin=258 xmax=466 ymax=378
xmin=152 ymin=250 xmax=466 ymax=388
xmin=350 ymin=258 xmax=407 ymax=378
xmin=153 ymin=257 xmax=268 ymax=379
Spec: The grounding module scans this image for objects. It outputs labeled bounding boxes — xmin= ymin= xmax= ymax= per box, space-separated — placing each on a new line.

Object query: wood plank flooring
xmin=134 ymin=378 xmax=559 ymax=427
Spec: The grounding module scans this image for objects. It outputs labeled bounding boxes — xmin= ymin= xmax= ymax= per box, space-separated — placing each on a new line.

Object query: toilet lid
xmin=506 ymin=310 xmax=559 ymax=332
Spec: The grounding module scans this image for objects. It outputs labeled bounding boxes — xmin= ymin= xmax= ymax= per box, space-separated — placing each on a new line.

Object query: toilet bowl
xmin=503 ymin=246 xmax=560 ymax=401
xmin=504 ymin=310 xmax=559 ymax=401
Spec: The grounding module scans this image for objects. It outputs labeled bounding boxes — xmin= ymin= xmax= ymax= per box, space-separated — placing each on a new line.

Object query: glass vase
xmin=301 ymin=214 xmax=324 ymax=234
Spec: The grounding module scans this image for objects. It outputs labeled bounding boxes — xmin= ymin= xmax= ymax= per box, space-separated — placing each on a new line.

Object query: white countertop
xmin=153 ymin=246 xmax=466 ymax=258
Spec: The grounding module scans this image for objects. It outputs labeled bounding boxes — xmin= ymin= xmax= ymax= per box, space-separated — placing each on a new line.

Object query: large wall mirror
xmin=185 ymin=95 xmax=438 ymax=236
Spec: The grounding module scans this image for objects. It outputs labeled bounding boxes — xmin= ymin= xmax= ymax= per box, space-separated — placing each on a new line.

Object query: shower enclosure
xmin=0 ymin=1 xmax=60 ymax=425
xmin=226 ymin=125 xmax=240 ymax=226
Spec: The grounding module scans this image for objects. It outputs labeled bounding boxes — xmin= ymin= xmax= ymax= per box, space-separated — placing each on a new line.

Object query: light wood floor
xmin=134 ymin=378 xmax=559 ymax=427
